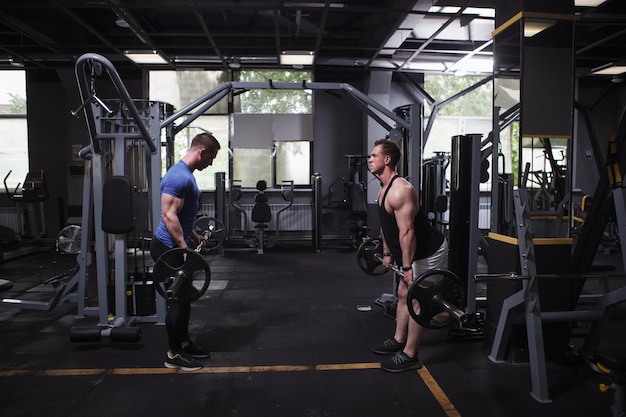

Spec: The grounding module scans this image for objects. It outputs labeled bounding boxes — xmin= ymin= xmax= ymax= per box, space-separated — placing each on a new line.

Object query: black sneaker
xmin=371 ymin=338 xmax=405 ymax=355
xmin=183 ymin=341 xmax=211 ymax=359
xmin=381 ymin=352 xmax=423 ymax=373
xmin=164 ymin=351 xmax=203 ymax=371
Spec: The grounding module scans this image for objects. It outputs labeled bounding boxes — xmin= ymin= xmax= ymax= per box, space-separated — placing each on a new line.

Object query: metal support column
xmin=448 ymin=134 xmax=481 ymax=315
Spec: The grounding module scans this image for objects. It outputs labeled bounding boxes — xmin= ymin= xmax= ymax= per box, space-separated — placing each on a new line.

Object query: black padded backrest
xmin=436 ymin=195 xmax=448 ymax=213
xmin=252 ymin=179 xmax=271 ymax=222
xmin=256 ymin=180 xmax=267 ymax=191
xmin=231 ymin=187 xmax=242 ymax=202
xmin=102 ymin=176 xmax=134 ymax=234
xmin=281 ymin=189 xmax=293 ymax=202
xmin=254 ymin=192 xmax=268 ymax=203
xmin=252 ymin=202 xmax=271 ymax=223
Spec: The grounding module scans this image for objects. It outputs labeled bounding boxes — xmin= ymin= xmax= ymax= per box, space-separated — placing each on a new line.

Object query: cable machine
xmin=71 ymin=54 xmax=170 ymax=338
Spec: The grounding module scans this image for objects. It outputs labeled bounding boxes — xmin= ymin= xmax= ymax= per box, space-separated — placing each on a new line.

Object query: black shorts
xmin=150 ymin=236 xmax=171 ymax=262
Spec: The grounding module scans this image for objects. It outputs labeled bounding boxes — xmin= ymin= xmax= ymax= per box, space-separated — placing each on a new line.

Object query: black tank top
xmin=378 ymin=175 xmax=445 ymax=262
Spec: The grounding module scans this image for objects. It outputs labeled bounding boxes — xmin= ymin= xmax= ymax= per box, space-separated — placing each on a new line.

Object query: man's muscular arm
xmin=390 ymin=181 xmax=417 ymax=277
xmin=161 ymin=193 xmax=187 ymax=248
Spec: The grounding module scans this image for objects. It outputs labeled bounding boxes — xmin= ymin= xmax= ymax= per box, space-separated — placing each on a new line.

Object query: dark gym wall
xmin=313 ymin=71 xmax=367 ymax=240
xmin=26 ymin=69 xmax=69 ymax=237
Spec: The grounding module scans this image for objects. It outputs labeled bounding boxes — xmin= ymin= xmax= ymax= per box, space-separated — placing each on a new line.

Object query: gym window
xmin=0 ymin=70 xmax=28 ymax=192
xmin=148 ymin=69 xmax=313 ymax=191
xmin=231 ymin=141 xmax=312 ymax=188
xmin=275 ymin=140 xmax=311 ymax=185
xmin=232 ymin=70 xmax=313 ymax=188
xmin=235 ymin=70 xmax=312 ymax=114
xmin=149 ymin=70 xmax=229 ymax=190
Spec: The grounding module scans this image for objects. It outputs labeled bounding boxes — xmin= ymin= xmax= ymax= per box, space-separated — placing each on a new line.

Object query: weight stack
xmin=107 ymin=273 xmax=156 ymax=316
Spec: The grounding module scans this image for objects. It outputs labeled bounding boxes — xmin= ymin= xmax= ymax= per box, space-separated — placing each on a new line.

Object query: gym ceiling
xmin=0 ymin=0 xmax=625 ymax=80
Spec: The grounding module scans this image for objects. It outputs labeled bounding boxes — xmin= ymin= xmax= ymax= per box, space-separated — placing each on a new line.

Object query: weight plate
xmin=407 ymin=269 xmax=465 ymax=329
xmin=152 ymin=247 xmax=211 ymax=303
xmin=57 ymin=225 xmax=82 ymax=254
xmin=193 ymin=216 xmax=226 ymax=252
xmin=356 ymin=238 xmax=388 ymax=276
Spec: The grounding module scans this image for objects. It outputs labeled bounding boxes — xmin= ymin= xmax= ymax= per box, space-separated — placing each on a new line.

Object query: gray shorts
xmin=411 ymin=238 xmax=448 ymax=276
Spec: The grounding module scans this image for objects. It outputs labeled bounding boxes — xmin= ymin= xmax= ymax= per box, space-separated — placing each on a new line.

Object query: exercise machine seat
xmin=252 ymin=194 xmax=271 ymax=225
xmin=252 ymin=180 xmax=271 ymax=226
xmin=251 ymin=180 xmax=271 ymax=253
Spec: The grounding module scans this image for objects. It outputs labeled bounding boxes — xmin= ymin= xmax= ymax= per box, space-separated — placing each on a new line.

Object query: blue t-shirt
xmin=154 ymin=161 xmax=200 ymax=248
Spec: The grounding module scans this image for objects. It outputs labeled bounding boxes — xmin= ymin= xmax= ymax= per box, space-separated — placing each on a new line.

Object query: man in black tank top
xmin=368 ymin=138 xmax=448 ymax=372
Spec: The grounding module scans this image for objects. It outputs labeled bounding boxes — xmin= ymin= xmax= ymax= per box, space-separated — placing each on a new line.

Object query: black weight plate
xmin=193 ymin=216 xmax=226 ymax=251
xmin=152 ymin=248 xmax=211 ymax=303
xmin=407 ymin=269 xmax=465 ymax=329
xmin=356 ymin=238 xmax=388 ymax=276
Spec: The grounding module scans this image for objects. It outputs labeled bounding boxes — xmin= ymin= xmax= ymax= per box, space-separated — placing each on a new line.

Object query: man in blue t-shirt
xmin=150 ymin=132 xmax=220 ymax=371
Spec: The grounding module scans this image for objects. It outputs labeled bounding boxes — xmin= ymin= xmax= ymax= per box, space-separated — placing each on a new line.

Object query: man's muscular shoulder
xmin=389 ymin=179 xmax=418 ymax=209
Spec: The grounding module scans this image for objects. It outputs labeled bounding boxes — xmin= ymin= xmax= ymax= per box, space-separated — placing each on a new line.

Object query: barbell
xmin=357 ymin=237 xmax=467 ymax=329
xmin=151 ymin=218 xmax=225 ymax=303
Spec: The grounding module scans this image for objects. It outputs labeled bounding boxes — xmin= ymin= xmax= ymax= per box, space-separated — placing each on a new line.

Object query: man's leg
xmin=381 ymin=276 xmax=424 ymax=372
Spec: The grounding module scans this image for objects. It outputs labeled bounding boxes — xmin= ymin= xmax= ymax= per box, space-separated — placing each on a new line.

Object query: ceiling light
xmin=524 ymin=20 xmax=555 ymax=37
xmin=9 ymin=58 xmax=24 ymax=68
xmin=115 ymin=18 xmax=130 ymax=28
xmin=591 ymin=63 xmax=626 ymax=76
xmin=284 ymin=2 xmax=345 ymax=8
xmin=280 ymin=51 xmax=314 ymax=66
xmin=124 ymin=50 xmax=168 ymax=65
xmin=574 ymin=0 xmax=607 ymax=6
xmin=229 ymin=57 xmax=241 ymax=69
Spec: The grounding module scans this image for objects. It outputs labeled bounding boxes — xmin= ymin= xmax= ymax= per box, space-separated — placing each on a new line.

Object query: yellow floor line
xmin=0 ymin=362 xmax=382 ymax=377
xmin=418 ymin=366 xmax=462 ymax=417
xmin=40 ymin=369 xmax=108 ymax=377
xmin=0 ymin=362 xmax=461 ymax=416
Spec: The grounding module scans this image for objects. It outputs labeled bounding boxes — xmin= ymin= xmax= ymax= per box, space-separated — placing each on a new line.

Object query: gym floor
xmin=0 ymin=242 xmax=625 ymax=417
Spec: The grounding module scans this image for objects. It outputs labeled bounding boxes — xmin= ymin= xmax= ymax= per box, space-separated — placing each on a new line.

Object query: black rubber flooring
xmin=0 ymin=243 xmax=625 ymax=417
